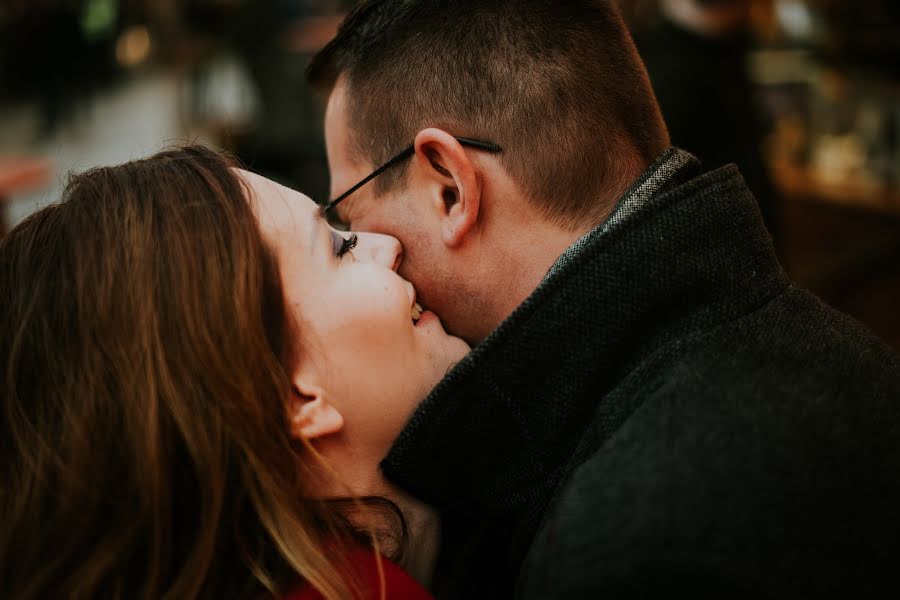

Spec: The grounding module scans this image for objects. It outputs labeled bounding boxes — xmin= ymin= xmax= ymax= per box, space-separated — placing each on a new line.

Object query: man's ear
xmin=413 ymin=128 xmax=482 ymax=248
xmin=286 ymin=380 xmax=344 ymax=441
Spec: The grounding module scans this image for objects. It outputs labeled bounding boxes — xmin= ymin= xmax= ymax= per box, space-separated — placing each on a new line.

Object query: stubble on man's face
xmin=393 ymin=214 xmax=485 ymax=345
xmin=351 ymin=193 xmax=487 ymax=345
xmin=324 ymin=80 xmax=491 ymax=344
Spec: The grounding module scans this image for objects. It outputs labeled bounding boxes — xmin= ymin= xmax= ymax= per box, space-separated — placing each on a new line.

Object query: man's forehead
xmin=325 ymin=83 xmax=366 ymax=180
xmin=324 ymin=74 xmax=349 ymax=124
xmin=324 ymin=77 xmax=355 ymax=166
xmin=324 ymin=79 xmax=379 ymax=227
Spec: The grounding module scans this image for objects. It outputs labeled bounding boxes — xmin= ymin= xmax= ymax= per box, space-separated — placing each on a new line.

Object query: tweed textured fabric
xmin=382 ymin=150 xmax=900 ymax=599
xmin=545 ymin=147 xmax=695 ymax=280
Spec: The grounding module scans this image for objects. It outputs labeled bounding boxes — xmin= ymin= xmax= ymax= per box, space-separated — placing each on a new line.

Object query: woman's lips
xmin=413 ymin=308 xmax=437 ymax=328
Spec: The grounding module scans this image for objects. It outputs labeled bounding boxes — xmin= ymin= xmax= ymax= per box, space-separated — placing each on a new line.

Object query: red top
xmin=283 ymin=547 xmax=433 ymax=600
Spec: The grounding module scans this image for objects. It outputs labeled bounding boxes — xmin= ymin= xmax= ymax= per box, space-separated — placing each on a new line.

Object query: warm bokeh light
xmin=115 ymin=25 xmax=151 ymax=67
xmin=1 ymin=0 xmax=898 ymax=348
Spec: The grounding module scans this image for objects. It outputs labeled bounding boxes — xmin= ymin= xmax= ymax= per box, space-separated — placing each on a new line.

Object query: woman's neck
xmin=309 ymin=452 xmax=442 ymax=586
xmin=386 ymin=484 xmax=441 ymax=588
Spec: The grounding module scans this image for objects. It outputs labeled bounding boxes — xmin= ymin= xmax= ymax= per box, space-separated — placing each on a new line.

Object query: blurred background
xmin=1 ymin=0 xmax=898 ymax=350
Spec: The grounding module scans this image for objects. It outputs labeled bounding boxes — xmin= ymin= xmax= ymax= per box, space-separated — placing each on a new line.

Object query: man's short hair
xmin=308 ymin=0 xmax=670 ymax=228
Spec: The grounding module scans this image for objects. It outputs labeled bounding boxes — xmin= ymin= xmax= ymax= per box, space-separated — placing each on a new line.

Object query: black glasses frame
xmin=323 ymin=136 xmax=502 ymax=214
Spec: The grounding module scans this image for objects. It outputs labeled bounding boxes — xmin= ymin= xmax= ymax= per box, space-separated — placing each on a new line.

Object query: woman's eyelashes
xmin=333 ymin=232 xmax=358 ymax=259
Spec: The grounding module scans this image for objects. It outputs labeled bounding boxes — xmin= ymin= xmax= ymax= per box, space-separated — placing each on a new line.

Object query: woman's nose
xmin=356 ymin=232 xmax=403 ymax=271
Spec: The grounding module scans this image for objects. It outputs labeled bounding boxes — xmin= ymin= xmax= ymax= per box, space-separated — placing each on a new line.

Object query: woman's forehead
xmin=236 ymin=168 xmax=316 ymax=230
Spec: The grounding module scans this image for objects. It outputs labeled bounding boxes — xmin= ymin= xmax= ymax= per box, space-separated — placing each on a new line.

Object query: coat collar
xmin=382 ymin=149 xmax=788 ymax=518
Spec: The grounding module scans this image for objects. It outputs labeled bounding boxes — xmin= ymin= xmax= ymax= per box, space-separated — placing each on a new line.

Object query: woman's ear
xmin=413 ymin=128 xmax=482 ymax=248
xmin=286 ymin=381 xmax=344 ymax=441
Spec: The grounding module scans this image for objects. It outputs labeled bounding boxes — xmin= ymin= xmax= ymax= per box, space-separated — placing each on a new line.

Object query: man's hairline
xmin=324 ymin=67 xmax=625 ymax=232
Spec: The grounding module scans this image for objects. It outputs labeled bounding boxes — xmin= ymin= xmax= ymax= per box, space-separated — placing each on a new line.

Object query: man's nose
xmin=356 ymin=232 xmax=403 ymax=271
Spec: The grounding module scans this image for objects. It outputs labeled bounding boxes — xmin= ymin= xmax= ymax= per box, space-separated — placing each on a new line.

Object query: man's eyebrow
xmin=308 ymin=204 xmax=327 ymax=254
xmin=321 ymin=202 xmax=349 ymax=231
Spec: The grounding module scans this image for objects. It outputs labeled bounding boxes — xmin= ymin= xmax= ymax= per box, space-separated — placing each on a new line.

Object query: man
xmin=307 ymin=1 xmax=900 ymax=598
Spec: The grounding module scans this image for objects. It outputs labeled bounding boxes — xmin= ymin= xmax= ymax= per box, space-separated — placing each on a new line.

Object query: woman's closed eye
xmin=333 ymin=232 xmax=358 ymax=259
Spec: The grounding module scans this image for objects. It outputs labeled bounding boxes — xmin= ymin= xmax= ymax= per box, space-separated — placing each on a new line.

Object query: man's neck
xmin=461 ymin=163 xmax=636 ymax=343
xmin=477 ymin=216 xmax=593 ymax=340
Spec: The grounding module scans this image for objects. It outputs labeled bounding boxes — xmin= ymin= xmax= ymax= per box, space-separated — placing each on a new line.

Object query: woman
xmin=0 ymin=146 xmax=469 ymax=599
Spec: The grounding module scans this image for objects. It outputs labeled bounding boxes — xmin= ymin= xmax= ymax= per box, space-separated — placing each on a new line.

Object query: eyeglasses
xmin=322 ymin=136 xmax=502 ymax=216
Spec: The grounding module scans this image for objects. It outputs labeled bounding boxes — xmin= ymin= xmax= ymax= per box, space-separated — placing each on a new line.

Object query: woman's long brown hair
xmin=0 ymin=146 xmax=364 ymax=599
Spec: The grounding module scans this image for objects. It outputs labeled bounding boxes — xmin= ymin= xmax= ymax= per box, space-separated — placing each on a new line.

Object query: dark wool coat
xmin=382 ymin=150 xmax=900 ymax=599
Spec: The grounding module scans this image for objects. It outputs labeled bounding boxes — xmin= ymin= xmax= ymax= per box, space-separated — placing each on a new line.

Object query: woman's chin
xmin=415 ymin=310 xmax=471 ymax=361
